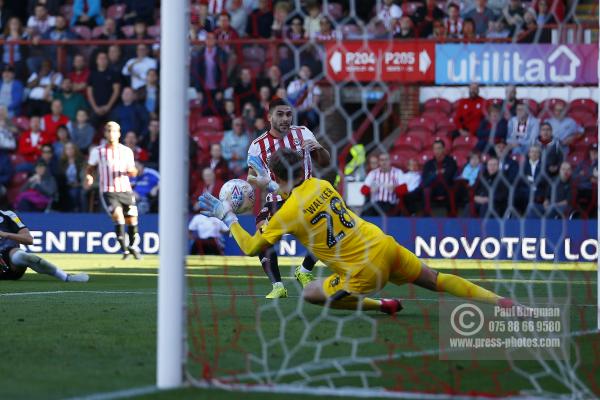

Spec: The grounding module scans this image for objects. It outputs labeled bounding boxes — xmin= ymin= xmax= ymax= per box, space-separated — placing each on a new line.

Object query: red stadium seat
xmin=12 ymin=116 xmax=29 ymax=131
xmin=584 ymin=125 xmax=598 ymax=136
xmin=148 ymin=25 xmax=161 ymax=38
xmin=404 ymin=128 xmax=431 ymax=144
xmin=436 ymin=116 xmax=457 ymax=132
xmin=394 ymin=134 xmax=423 ymax=151
xmin=72 ymin=26 xmax=91 ymax=40
xmin=567 ymin=151 xmax=587 ymax=166
xmin=390 ymin=149 xmax=419 ymax=169
xmin=423 ymin=98 xmax=452 ymax=115
xmin=453 ymin=153 xmax=469 ymax=169
xmin=6 ymin=187 xmax=20 ymax=206
xmin=107 ymin=4 xmax=126 ymax=20
xmin=485 ymin=98 xmax=504 ymax=110
xmin=407 ymin=116 xmax=436 ymax=132
xmin=418 ymin=150 xmax=434 ymax=165
xmin=567 ymin=110 xmax=595 ymax=126
xmin=571 ymin=134 xmax=598 ymax=153
xmin=569 ymin=99 xmax=598 ymax=115
xmin=9 ymin=153 xmax=25 ymax=166
xmin=522 ymin=98 xmax=540 ymax=116
xmin=539 ymin=98 xmax=566 ymax=114
xmin=195 ymin=116 xmax=223 ymax=132
xmin=9 ymin=172 xmax=28 ymax=188
xmin=452 ymin=135 xmax=477 ymax=152
xmin=421 ymin=110 xmax=449 ymax=127
xmin=121 ymin=25 xmax=134 ymax=37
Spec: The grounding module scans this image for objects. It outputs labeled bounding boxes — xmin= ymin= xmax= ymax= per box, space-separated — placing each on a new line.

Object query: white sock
xmin=54 ymin=270 xmax=68 ymax=281
xmin=299 ymin=266 xmax=312 ymax=274
xmin=273 ymin=282 xmax=284 ymax=288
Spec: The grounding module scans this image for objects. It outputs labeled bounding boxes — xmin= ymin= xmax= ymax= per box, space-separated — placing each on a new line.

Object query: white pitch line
xmin=63 ymin=385 xmax=159 ymax=400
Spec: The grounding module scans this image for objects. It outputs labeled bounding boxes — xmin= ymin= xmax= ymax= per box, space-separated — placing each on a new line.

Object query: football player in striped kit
xmin=84 ymin=121 xmax=142 ymax=260
xmin=246 ymin=98 xmax=330 ymax=298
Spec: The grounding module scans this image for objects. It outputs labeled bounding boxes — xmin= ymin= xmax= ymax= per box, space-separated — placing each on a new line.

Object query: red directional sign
xmin=325 ymin=41 xmax=435 ymax=83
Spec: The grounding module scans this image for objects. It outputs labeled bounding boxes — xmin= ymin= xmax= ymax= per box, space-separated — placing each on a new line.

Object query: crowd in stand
xmin=360 ymin=83 xmax=598 ymax=219
xmin=0 ymin=0 xmax=590 ymax=221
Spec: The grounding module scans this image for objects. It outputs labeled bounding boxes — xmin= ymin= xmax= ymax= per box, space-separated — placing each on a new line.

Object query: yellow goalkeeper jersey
xmin=260 ymin=178 xmax=392 ymax=275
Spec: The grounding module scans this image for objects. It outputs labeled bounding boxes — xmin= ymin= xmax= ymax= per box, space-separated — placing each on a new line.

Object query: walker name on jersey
xmin=302 ymin=187 xmax=334 ymax=215
xmin=24 ymin=231 xmax=159 ymax=254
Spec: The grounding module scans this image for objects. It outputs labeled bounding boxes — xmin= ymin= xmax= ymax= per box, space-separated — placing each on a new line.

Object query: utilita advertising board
xmin=435 ymin=44 xmax=598 ymax=85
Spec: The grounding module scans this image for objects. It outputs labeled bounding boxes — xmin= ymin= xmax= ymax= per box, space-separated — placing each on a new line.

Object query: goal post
xmin=157 ymin=0 xmax=189 ymax=389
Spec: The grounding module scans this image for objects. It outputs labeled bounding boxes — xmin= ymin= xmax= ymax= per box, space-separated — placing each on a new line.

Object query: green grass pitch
xmin=0 ymin=254 xmax=597 ymax=400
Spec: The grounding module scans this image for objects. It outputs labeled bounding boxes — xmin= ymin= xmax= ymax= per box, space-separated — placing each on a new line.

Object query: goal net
xmin=184 ymin=0 xmax=599 ymax=398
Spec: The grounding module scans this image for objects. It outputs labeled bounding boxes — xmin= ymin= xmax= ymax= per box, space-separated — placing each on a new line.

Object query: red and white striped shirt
xmin=88 ymin=143 xmax=135 ymax=193
xmin=248 ymin=125 xmax=316 ymax=200
xmin=364 ymin=167 xmax=405 ymax=204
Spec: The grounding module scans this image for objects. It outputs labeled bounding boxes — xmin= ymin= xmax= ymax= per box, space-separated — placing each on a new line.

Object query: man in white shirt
xmin=27 ymin=4 xmax=56 ymax=36
xmin=122 ymin=44 xmax=158 ymax=90
xmin=286 ymin=65 xmax=321 ymax=130
xmin=188 ymin=213 xmax=229 ymax=255
xmin=376 ymin=0 xmax=403 ymax=31
xmin=361 ymin=152 xmax=407 ymax=216
xmin=546 ymin=102 xmax=584 ymax=155
xmin=507 ymin=102 xmax=540 ymax=156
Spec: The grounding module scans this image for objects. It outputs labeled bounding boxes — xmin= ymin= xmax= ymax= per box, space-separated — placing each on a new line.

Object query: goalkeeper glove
xmin=248 ymin=155 xmax=279 ymax=193
xmin=197 ymin=193 xmax=238 ymax=228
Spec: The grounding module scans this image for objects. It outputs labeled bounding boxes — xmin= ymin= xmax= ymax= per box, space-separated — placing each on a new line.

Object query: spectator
xmin=221 ymin=117 xmax=250 ymax=176
xmin=188 ymin=213 xmax=229 ymax=255
xmin=234 ymin=67 xmax=259 ymax=108
xmin=247 ymin=0 xmax=273 ymax=38
xmin=367 ymin=154 xmax=379 ymax=173
xmin=137 ymin=68 xmax=159 ymax=117
xmin=2 ymin=17 xmax=28 ymax=79
xmin=460 ymin=152 xmax=481 ymax=186
xmin=68 ymin=109 xmax=95 ymax=151
xmin=507 ymin=101 xmax=540 ymax=155
xmin=0 ymin=65 xmax=24 ymax=117
xmin=39 ymin=143 xmax=59 ymax=177
xmin=0 ymin=0 xmax=8 ymax=33
xmin=257 ymin=85 xmax=271 ymax=117
xmin=401 ymin=158 xmax=423 ymax=215
xmin=546 ymin=102 xmax=584 ymax=154
xmin=413 ymin=0 xmax=445 ymax=38
xmin=70 ymin=0 xmax=104 ymax=28
xmin=315 ymin=17 xmax=340 ymax=41
xmin=191 ymin=32 xmax=229 ymax=94
xmin=429 ymin=20 xmax=448 ymax=39
xmin=394 ymin=15 xmax=416 ymax=39
xmin=221 ymin=99 xmax=236 ymax=129
xmin=421 ymin=139 xmax=458 ymax=216
xmin=277 ymin=44 xmax=295 ymax=77
xmin=42 ymin=14 xmax=77 ymax=69
xmin=486 ymin=17 xmax=510 ymax=38
xmin=461 ymin=17 xmax=477 ymax=40
xmin=535 ymin=0 xmax=556 ymax=42
xmin=0 ymin=105 xmax=16 ymax=150
xmin=96 ymin=18 xmax=123 ymax=42
xmin=192 ymin=167 xmax=224 ymax=207
xmin=285 ymin=16 xmax=304 ymax=40
xmin=26 ymin=3 xmax=56 ymax=37
xmin=227 ymin=0 xmax=247 ymax=36
xmin=376 ymin=0 xmax=403 ymax=32
xmin=26 ymin=0 xmax=60 ymax=16
xmin=214 ymin=12 xmax=240 ymax=56
xmin=535 ymin=122 xmax=563 ymax=178
xmin=361 ymin=152 xmax=407 ymax=216
xmin=52 ymin=124 xmax=69 ymax=157
xmin=123 ymin=130 xmax=149 ymax=162
xmin=241 ymin=98 xmax=257 ymax=130
xmin=17 ymin=115 xmax=52 ymax=168
xmin=143 ymin=119 xmax=159 ymax=169
xmin=131 ymin=161 xmax=159 ymax=214
xmin=14 ymin=160 xmax=57 ymax=212
xmin=41 ymin=99 xmax=69 ymax=141
xmin=286 ymin=65 xmax=321 ymax=130
xmin=574 ymin=144 xmax=598 ymax=209
xmin=502 ymin=85 xmax=518 ymax=118
xmin=202 ymin=143 xmax=229 ymax=182
xmin=476 ymin=104 xmax=508 ymax=152
xmin=0 ymin=148 xmax=12 ymax=205
xmin=536 ymin=162 xmax=573 ymax=219
xmin=445 ymin=3 xmax=463 ymax=38
xmin=304 ymin=2 xmax=323 ymax=38
xmin=193 ymin=3 xmax=215 ymax=40
xmin=492 ymin=140 xmax=519 ymax=181
xmin=107 ymin=44 xmax=126 ymax=78
xmin=514 ymin=144 xmax=546 ymax=216
xmin=26 ymin=59 xmax=62 ymax=115
xmin=57 ymin=141 xmax=84 ymax=211
xmin=87 ymin=52 xmax=121 ymax=126
xmin=253 ymin=116 xmax=266 ymax=138
xmin=271 ymin=2 xmax=291 ymax=39
xmin=67 ymin=54 xmax=90 ymax=94
xmin=110 ymin=87 xmax=149 ymax=138
xmin=517 ymin=9 xmax=539 ymax=43
xmin=53 ymin=78 xmax=87 ymax=122
xmin=259 ymin=65 xmax=283 ymax=96
xmin=464 ymin=0 xmax=497 ymax=36
xmin=122 ymin=44 xmax=157 ymax=91
xmin=502 ymin=0 xmax=526 ymax=35
xmin=454 ymin=83 xmax=486 ymax=137
xmin=472 ymin=156 xmax=508 ymax=217
xmin=122 ymin=0 xmax=155 ymax=26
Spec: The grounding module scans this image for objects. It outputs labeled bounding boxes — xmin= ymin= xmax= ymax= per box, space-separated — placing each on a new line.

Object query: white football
xmin=219 ymin=179 xmax=256 ymax=214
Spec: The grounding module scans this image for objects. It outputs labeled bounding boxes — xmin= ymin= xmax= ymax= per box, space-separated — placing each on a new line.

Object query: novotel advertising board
xmin=16 ymin=213 xmax=598 ymax=262
xmin=435 ymin=44 xmax=598 ymax=85
xmin=325 ymin=41 xmax=435 ymax=82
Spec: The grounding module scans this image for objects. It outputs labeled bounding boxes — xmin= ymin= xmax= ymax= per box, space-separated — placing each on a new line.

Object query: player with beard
xmin=246 ymin=98 xmax=330 ymax=298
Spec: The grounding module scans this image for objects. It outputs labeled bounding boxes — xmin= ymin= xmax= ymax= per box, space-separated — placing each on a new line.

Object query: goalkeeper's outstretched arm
xmin=229 ymin=223 xmax=272 ymax=256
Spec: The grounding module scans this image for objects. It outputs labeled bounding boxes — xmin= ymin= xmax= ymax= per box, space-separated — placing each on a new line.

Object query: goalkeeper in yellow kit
xmin=199 ymin=148 xmax=516 ymax=314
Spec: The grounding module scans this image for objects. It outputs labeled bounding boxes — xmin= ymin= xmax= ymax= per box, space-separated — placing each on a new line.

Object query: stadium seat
xmin=569 ymin=99 xmax=598 ymax=115
xmin=567 ymin=110 xmax=595 ymax=126
xmin=9 ymin=153 xmax=25 ymax=166
xmin=121 ymin=25 xmax=134 ymax=37
xmin=421 ymin=110 xmax=449 ymax=127
xmin=485 ymin=98 xmax=503 ymax=110
xmin=390 ymin=149 xmax=419 ymax=169
xmin=571 ymin=134 xmax=598 ymax=153
xmin=567 ymin=151 xmax=587 ymax=165
xmin=425 ymin=135 xmax=451 ymax=149
xmin=418 ymin=150 xmax=434 ymax=165
xmin=539 ymin=98 xmax=566 ymax=114
xmin=436 ymin=116 xmax=457 ymax=133
xmin=453 ymin=153 xmax=468 ymax=169
xmin=148 ymin=25 xmax=161 ymax=38
xmin=107 ymin=4 xmax=126 ymax=20
xmin=584 ymin=125 xmax=598 ymax=136
xmin=522 ymin=98 xmax=540 ymax=116
xmin=452 ymin=135 xmax=476 ymax=152
xmin=404 ymin=128 xmax=431 ymax=144
xmin=9 ymin=171 xmax=28 ymax=188
xmin=72 ymin=26 xmax=92 ymax=40
xmin=423 ymin=98 xmax=452 ymax=115
xmin=6 ymin=187 xmax=20 ymax=206
xmin=326 ymin=3 xmax=344 ymax=20
xmin=407 ymin=116 xmax=436 ymax=132
xmin=12 ymin=116 xmax=29 ymax=131
xmin=195 ymin=116 xmax=223 ymax=132
xmin=394 ymin=134 xmax=423 ymax=151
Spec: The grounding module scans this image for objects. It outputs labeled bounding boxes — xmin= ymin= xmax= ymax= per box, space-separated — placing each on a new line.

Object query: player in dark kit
xmin=0 ymin=209 xmax=89 ymax=281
